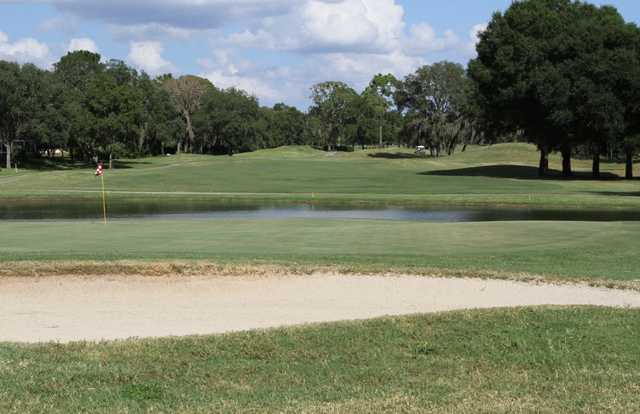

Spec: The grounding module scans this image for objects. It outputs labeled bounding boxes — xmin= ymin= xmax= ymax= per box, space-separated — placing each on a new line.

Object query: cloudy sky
xmin=1 ymin=0 xmax=639 ymax=108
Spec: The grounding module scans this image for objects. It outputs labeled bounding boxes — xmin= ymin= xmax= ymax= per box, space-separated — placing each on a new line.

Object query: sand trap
xmin=1 ymin=274 xmax=640 ymax=343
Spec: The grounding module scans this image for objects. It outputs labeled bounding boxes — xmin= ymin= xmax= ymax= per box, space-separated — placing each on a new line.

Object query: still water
xmin=0 ymin=201 xmax=638 ymax=222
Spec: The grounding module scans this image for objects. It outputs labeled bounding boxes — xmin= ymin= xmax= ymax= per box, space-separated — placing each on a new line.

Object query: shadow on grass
xmin=20 ymin=159 xmax=93 ymax=171
xmin=368 ymin=152 xmax=429 ymax=160
xmin=422 ymin=164 xmax=620 ymax=180
xmin=112 ymin=160 xmax=153 ymax=169
xmin=17 ymin=158 xmax=152 ymax=171
xmin=587 ymin=191 xmax=640 ymax=197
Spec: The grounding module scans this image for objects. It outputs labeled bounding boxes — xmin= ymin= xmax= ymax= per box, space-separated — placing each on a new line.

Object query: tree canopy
xmin=469 ymin=0 xmax=640 ymax=177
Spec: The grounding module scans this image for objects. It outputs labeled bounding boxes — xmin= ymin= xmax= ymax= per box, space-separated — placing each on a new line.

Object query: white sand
xmin=1 ymin=274 xmax=639 ymax=343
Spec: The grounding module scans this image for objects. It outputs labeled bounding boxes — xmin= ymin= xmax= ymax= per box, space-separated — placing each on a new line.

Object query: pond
xmin=0 ymin=201 xmax=638 ymax=222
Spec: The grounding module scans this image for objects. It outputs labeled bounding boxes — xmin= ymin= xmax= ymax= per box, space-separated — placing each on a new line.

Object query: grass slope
xmin=1 ymin=144 xmax=639 ymax=209
xmin=1 ymin=307 xmax=639 ymax=413
xmin=1 ymin=219 xmax=639 ymax=281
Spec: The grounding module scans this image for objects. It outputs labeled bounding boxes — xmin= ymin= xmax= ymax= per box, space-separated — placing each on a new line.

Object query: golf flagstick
xmin=96 ymin=162 xmax=107 ymax=224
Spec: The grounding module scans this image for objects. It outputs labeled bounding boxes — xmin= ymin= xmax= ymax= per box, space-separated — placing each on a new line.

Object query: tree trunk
xmin=5 ymin=142 xmax=11 ymax=170
xmin=109 ymin=153 xmax=113 ymax=169
xmin=561 ymin=145 xmax=572 ymax=177
xmin=538 ymin=147 xmax=549 ymax=177
xmin=184 ymin=110 xmax=195 ymax=153
xmin=626 ymin=150 xmax=634 ymax=179
xmin=177 ymin=140 xmax=182 ymax=155
xmin=138 ymin=123 xmax=147 ymax=155
xmin=592 ymin=153 xmax=600 ymax=179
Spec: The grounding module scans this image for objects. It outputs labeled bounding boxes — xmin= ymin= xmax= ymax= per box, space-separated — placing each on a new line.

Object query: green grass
xmin=2 ymin=307 xmax=639 ymax=413
xmin=1 ymin=218 xmax=639 ymax=281
xmin=1 ymin=144 xmax=639 ymax=209
xmin=3 ymin=145 xmax=639 ymax=412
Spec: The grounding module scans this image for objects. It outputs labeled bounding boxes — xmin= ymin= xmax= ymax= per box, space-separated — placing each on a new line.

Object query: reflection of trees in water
xmin=2 ymin=202 xmax=640 ymax=222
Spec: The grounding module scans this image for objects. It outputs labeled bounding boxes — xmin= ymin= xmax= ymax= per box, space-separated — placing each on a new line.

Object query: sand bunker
xmin=2 ymin=274 xmax=639 ymax=343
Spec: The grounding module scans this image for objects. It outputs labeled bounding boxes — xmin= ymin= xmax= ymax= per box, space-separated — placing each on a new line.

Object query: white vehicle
xmin=415 ymin=145 xmax=427 ymax=154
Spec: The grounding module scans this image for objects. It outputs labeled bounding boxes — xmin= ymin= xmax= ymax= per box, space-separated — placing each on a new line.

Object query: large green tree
xmin=469 ymin=0 xmax=640 ymax=178
xmin=309 ymin=81 xmax=359 ymax=150
xmin=53 ymin=51 xmax=104 ymax=161
xmin=364 ymin=73 xmax=400 ymax=146
xmin=260 ymin=103 xmax=307 ymax=147
xmin=194 ymin=87 xmax=261 ymax=155
xmin=163 ymin=75 xmax=213 ymax=154
xmin=396 ymin=62 xmax=473 ymax=157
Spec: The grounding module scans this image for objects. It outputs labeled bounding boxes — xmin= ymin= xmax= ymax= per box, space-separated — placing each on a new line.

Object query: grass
xmin=1 ymin=143 xmax=640 ymax=209
xmin=2 ymin=145 xmax=640 ymax=412
xmin=1 ymin=307 xmax=639 ymax=413
xmin=1 ymin=218 xmax=639 ymax=282
xmin=1 ymin=143 xmax=639 ymax=282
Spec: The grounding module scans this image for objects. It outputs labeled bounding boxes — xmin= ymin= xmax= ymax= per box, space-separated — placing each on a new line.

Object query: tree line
xmin=0 ymin=50 xmax=483 ymax=170
xmin=1 ymin=0 xmax=639 ymax=178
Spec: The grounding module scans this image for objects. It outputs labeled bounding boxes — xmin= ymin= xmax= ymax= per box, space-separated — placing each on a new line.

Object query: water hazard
xmin=1 ymin=201 xmax=638 ymax=222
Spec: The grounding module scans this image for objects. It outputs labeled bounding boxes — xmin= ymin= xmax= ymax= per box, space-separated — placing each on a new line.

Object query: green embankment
xmin=1 ymin=143 xmax=639 ymax=209
xmin=1 ymin=219 xmax=639 ymax=282
xmin=1 ymin=308 xmax=639 ymax=413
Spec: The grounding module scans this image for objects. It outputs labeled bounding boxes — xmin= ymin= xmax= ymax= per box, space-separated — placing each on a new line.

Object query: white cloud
xmin=405 ymin=23 xmax=459 ymax=55
xmin=466 ymin=23 xmax=487 ymax=55
xmin=0 ymin=31 xmax=50 ymax=66
xmin=226 ymin=0 xmax=405 ymax=54
xmin=204 ymin=70 xmax=282 ymax=101
xmin=325 ymin=51 xmax=423 ymax=84
xmin=297 ymin=0 xmax=404 ymax=53
xmin=199 ymin=50 xmax=283 ymax=102
xmin=67 ymin=38 xmax=99 ymax=53
xmin=127 ymin=41 xmax=174 ymax=75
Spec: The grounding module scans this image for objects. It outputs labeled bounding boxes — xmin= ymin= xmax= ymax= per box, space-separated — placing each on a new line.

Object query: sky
xmin=1 ymin=0 xmax=639 ymax=108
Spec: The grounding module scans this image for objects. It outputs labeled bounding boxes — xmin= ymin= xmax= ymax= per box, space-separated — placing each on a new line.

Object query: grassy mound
xmin=1 ymin=307 xmax=638 ymax=413
xmin=1 ymin=143 xmax=638 ymax=209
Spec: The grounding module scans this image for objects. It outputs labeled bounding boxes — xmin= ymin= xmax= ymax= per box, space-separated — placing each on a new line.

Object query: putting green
xmin=1 ymin=219 xmax=639 ymax=282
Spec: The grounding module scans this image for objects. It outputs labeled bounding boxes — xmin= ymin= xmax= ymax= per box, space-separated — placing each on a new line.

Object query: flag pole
xmin=99 ymin=166 xmax=107 ymax=225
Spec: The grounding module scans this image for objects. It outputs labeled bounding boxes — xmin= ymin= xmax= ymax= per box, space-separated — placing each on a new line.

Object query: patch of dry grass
xmin=2 ymin=260 xmax=639 ymax=292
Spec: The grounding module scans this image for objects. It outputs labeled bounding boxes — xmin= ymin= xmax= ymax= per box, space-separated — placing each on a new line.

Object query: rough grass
xmin=1 ymin=307 xmax=639 ymax=413
xmin=1 ymin=144 xmax=639 ymax=209
xmin=2 ymin=261 xmax=639 ymax=292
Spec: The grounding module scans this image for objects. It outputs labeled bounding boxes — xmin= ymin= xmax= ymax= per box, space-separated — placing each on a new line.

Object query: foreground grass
xmin=1 ymin=144 xmax=640 ymax=209
xmin=1 ymin=219 xmax=639 ymax=282
xmin=1 ymin=307 xmax=639 ymax=413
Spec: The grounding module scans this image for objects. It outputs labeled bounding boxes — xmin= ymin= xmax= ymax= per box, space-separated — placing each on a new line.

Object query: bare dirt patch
xmin=2 ymin=273 xmax=640 ymax=343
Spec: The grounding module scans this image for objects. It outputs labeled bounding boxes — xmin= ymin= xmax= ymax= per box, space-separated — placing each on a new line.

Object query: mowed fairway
xmin=2 ymin=307 xmax=640 ymax=413
xmin=1 ymin=219 xmax=640 ymax=281
xmin=1 ymin=143 xmax=640 ymax=209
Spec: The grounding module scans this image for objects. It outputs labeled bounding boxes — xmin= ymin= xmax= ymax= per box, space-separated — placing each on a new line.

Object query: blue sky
xmin=1 ymin=0 xmax=639 ymax=108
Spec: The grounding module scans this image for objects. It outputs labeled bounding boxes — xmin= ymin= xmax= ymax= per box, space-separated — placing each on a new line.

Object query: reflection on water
xmin=0 ymin=201 xmax=638 ymax=222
